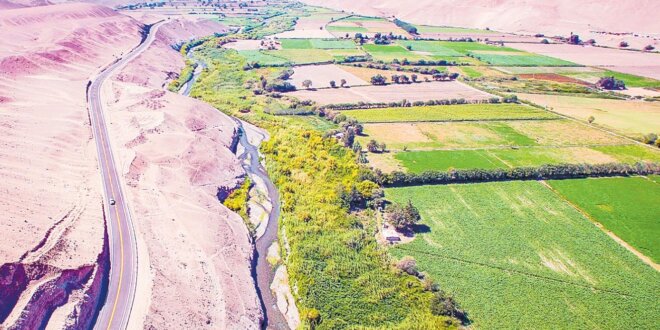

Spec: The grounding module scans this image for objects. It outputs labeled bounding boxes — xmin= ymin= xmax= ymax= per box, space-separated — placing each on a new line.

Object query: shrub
xmin=642 ymin=133 xmax=658 ymax=145
xmin=541 ymin=39 xmax=550 ymax=44
xmin=430 ymin=291 xmax=468 ymax=324
xmin=370 ymin=74 xmax=387 ymax=85
xmin=329 ymin=80 xmax=337 ymax=88
xmin=644 ymin=45 xmax=655 ymax=51
xmin=596 ymin=76 xmax=626 ymax=90
xmin=588 ymin=116 xmax=595 ymax=123
xmin=619 ymin=41 xmax=629 ymax=48
xmin=393 ymin=19 xmax=418 ymax=34
xmin=396 ymin=256 xmax=418 ymax=275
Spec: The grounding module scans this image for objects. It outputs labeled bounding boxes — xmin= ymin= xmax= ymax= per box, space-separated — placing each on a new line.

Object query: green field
xmin=549 ymin=177 xmax=660 ymax=263
xmin=592 ymin=145 xmax=660 ymax=163
xmin=471 ymin=53 xmax=578 ymax=66
xmin=388 ymin=182 xmax=660 ymax=329
xmin=238 ymin=50 xmax=289 ymax=65
xmin=395 ymin=40 xmax=463 ymax=56
xmin=362 ymin=44 xmax=429 ymax=62
xmin=393 ymin=144 xmax=657 ymax=173
xmin=566 ymin=70 xmax=660 ymax=88
xmin=265 ymin=49 xmax=334 ymax=64
xmin=280 ymin=38 xmax=357 ymax=50
xmin=438 ymin=41 xmax=521 ymax=54
xmin=342 ymin=104 xmax=558 ymax=123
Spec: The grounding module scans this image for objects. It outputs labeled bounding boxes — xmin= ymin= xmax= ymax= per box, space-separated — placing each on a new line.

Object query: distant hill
xmin=301 ymin=0 xmax=660 ymax=36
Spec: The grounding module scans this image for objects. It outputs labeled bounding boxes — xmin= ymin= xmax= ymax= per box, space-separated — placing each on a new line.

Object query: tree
xmin=587 ymin=116 xmax=595 ymax=124
xmin=351 ymin=141 xmax=362 ymax=153
xmin=541 ymin=39 xmax=550 ymax=44
xmin=302 ymin=79 xmax=313 ymax=89
xmin=391 ymin=75 xmax=400 ymax=84
xmin=340 ymin=79 xmax=347 ymax=87
xmin=341 ymin=128 xmax=355 ymax=147
xmin=329 ymin=80 xmax=337 ymax=88
xmin=411 ymin=74 xmax=418 ymax=83
xmin=619 ymin=41 xmax=629 ymax=48
xmin=568 ymin=33 xmax=580 ymax=45
xmin=644 ymin=45 xmax=655 ymax=51
xmin=396 ymin=256 xmax=417 ymax=275
xmin=370 ymin=74 xmax=387 ymax=85
xmin=430 ymin=291 xmax=468 ymax=323
xmin=367 ymin=139 xmax=380 ymax=153
xmin=642 ymin=133 xmax=658 ymax=145
xmin=306 ymin=309 xmax=321 ymax=329
xmin=596 ymin=76 xmax=625 ymax=90
xmin=385 ymin=200 xmax=420 ymax=231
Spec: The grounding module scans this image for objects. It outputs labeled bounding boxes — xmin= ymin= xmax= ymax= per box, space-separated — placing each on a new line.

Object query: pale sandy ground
xmin=289 ymin=64 xmax=367 ymax=89
xmin=267 ymin=241 xmax=301 ymax=329
xmin=301 ymin=0 xmax=660 ymax=38
xmin=0 ymin=3 xmax=142 ymax=328
xmin=289 ymin=81 xmax=493 ymax=105
xmin=506 ymin=43 xmax=660 ymax=80
xmin=223 ymin=39 xmax=264 ymax=51
xmin=516 ymin=93 xmax=660 ymax=137
xmin=107 ymin=18 xmax=262 ymax=329
xmin=273 ymin=13 xmax=343 ymax=39
xmin=0 ymin=3 xmax=262 ymax=329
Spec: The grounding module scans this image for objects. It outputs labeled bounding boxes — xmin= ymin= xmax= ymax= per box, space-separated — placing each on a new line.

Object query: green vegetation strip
xmin=343 ymin=104 xmax=558 ymax=123
xmin=387 ymin=181 xmax=660 ymax=329
xmin=548 ymin=177 xmax=660 ymax=263
xmin=191 ymin=42 xmax=454 ymax=328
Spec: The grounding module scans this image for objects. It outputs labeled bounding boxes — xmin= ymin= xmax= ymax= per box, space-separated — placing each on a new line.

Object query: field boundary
xmin=349 ymin=117 xmax=562 ymax=124
xmin=396 ymin=246 xmax=636 ymax=297
xmin=539 ymin=180 xmax=660 ymax=271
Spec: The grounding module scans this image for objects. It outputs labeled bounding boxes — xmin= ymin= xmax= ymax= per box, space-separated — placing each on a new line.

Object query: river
xmin=181 ymin=48 xmax=288 ymax=330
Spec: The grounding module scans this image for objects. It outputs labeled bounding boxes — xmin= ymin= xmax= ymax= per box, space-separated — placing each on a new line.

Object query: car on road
xmin=109 ymin=198 xmax=116 ymax=205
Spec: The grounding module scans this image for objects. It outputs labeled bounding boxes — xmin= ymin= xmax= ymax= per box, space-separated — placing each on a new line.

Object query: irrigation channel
xmin=182 ymin=48 xmax=288 ymax=329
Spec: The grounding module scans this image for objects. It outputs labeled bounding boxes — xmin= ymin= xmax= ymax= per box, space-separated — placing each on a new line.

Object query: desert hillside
xmin=302 ymin=0 xmax=660 ymax=36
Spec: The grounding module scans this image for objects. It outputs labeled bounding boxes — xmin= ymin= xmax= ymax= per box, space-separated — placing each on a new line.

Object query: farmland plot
xmin=516 ymin=93 xmax=660 ymax=138
xmin=342 ymin=104 xmax=557 ymax=123
xmin=362 ymin=44 xmax=431 ymax=62
xmin=288 ymin=81 xmax=493 ymax=105
xmin=289 ymin=64 xmax=366 ymax=89
xmin=549 ymin=177 xmax=660 ymax=264
xmin=388 ymin=182 xmax=660 ymax=329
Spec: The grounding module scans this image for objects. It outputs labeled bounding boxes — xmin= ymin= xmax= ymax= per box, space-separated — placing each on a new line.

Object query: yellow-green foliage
xmin=223 ymin=178 xmax=251 ymax=220
xmin=167 ymin=60 xmax=196 ymax=92
xmin=189 ymin=12 xmax=456 ymax=329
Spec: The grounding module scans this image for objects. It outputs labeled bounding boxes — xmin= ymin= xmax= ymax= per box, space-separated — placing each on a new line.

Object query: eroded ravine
xmin=181 ymin=49 xmax=288 ymax=329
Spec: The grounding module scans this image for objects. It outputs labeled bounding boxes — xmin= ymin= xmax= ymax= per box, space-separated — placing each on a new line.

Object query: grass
xmin=395 ymin=40 xmax=463 ymax=56
xmin=238 ymin=50 xmax=289 ymax=65
xmin=342 ymin=104 xmax=558 ymax=123
xmin=457 ymin=66 xmax=483 ymax=78
xmin=567 ymin=71 xmax=660 ymax=88
xmin=470 ymin=53 xmax=578 ymax=66
xmin=548 ymin=177 xmax=660 ymax=263
xmin=395 ymin=149 xmax=507 ymax=172
xmin=387 ymin=181 xmax=660 ymax=329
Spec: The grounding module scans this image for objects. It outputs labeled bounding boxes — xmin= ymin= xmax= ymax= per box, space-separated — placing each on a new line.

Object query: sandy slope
xmin=1 ymin=4 xmax=261 ymax=329
xmin=0 ymin=3 xmax=143 ymax=328
xmin=301 ymin=0 xmax=660 ymax=37
xmin=105 ymin=18 xmax=262 ymax=329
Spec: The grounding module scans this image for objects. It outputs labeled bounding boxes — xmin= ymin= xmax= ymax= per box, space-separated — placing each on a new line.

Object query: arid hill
xmin=302 ymin=0 xmax=660 ymax=36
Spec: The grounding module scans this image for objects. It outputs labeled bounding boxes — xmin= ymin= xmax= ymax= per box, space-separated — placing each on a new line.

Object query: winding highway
xmin=89 ymin=22 xmax=163 ymax=330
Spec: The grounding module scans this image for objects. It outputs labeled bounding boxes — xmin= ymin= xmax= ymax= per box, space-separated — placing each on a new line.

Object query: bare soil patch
xmin=518 ymin=73 xmax=593 ymax=86
xmin=289 ymin=64 xmax=367 ymax=89
xmin=289 ymin=81 xmax=492 ymax=105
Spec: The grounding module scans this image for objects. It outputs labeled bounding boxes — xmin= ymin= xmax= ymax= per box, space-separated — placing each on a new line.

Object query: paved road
xmin=89 ymin=22 xmax=163 ymax=330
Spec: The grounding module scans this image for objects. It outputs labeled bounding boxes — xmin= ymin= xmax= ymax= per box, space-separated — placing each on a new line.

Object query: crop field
xmin=395 ymin=40 xmax=463 ymax=56
xmin=273 ymin=12 xmax=346 ymax=38
xmin=279 ymin=38 xmax=357 ymax=49
xmin=289 ymin=64 xmax=367 ymax=88
xmin=393 ymin=144 xmax=658 ymax=173
xmin=238 ymin=50 xmax=289 ymax=65
xmin=438 ymin=41 xmax=522 ymax=54
xmin=328 ymin=16 xmax=409 ymax=36
xmin=548 ymin=177 xmax=660 ymax=263
xmin=362 ymin=44 xmax=430 ymax=62
xmin=342 ymin=104 xmax=557 ymax=123
xmin=414 ymin=25 xmax=498 ymax=34
xmin=325 ymin=25 xmax=368 ymax=33
xmin=566 ymin=70 xmax=660 ymax=88
xmin=264 ymin=49 xmax=335 ymax=64
xmin=387 ymin=182 xmax=660 ymax=329
xmin=288 ymin=81 xmax=492 ymax=105
xmin=358 ymin=119 xmax=627 ymax=151
xmin=516 ymin=93 xmax=660 ymax=138
xmin=470 ymin=52 xmax=578 ymax=66
xmin=494 ymin=66 xmax=603 ymax=74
